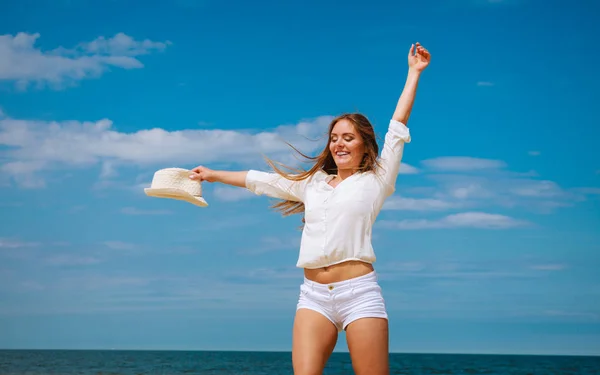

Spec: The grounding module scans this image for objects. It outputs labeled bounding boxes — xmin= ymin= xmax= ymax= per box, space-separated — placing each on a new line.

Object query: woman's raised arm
xmin=377 ymin=42 xmax=431 ymax=197
xmin=392 ymin=42 xmax=431 ymax=125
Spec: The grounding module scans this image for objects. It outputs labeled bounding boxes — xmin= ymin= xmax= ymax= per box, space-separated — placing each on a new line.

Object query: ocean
xmin=0 ymin=350 xmax=598 ymax=374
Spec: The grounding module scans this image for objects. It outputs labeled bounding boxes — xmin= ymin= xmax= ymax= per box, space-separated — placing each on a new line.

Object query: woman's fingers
xmin=189 ymin=166 xmax=203 ymax=180
xmin=410 ymin=42 xmax=429 ymax=60
xmin=415 ymin=43 xmax=430 ymax=60
xmin=189 ymin=165 xmax=214 ymax=182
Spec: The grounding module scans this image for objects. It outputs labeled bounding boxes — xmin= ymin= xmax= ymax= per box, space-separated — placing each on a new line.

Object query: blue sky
xmin=1 ymin=0 xmax=599 ymax=356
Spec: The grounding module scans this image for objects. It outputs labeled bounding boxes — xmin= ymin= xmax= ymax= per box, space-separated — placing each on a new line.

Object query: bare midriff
xmin=303 ymin=260 xmax=374 ymax=284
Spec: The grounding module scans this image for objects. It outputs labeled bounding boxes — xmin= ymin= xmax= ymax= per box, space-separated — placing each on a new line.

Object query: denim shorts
xmin=296 ymin=271 xmax=388 ymax=332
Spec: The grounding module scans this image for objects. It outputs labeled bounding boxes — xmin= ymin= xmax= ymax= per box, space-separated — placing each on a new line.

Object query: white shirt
xmin=245 ymin=119 xmax=411 ymax=269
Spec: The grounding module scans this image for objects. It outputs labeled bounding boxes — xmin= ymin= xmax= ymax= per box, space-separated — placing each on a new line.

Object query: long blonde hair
xmin=265 ymin=113 xmax=381 ymax=218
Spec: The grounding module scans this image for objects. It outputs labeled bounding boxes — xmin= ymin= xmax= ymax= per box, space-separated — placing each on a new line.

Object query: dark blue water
xmin=0 ymin=350 xmax=598 ymax=374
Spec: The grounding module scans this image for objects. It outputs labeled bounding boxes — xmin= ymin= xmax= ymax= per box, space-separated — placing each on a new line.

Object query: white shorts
xmin=296 ymin=271 xmax=388 ymax=332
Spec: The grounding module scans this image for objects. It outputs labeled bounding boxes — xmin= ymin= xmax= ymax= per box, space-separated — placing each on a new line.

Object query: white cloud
xmin=388 ymin=153 xmax=596 ymax=217
xmin=383 ymin=196 xmax=461 ymax=211
xmin=45 ymin=254 xmax=102 ymax=266
xmin=447 ymin=183 xmax=493 ymax=199
xmin=477 ymin=81 xmax=494 ymax=86
xmin=100 ymin=161 xmax=117 ymax=178
xmin=1 ymin=161 xmax=47 ymax=188
xmin=0 ymin=32 xmax=170 ymax=90
xmin=78 ymin=33 xmax=169 ymax=56
xmin=423 ymin=173 xmax=587 ymax=214
xmin=421 ymin=156 xmax=506 ymax=172
xmin=104 ymin=241 xmax=137 ymax=250
xmin=528 ymin=151 xmax=541 ymax=156
xmin=510 ymin=180 xmax=564 ymax=198
xmin=399 ymin=163 xmax=419 ymax=174
xmin=0 ymin=238 xmax=39 ymax=249
xmin=0 ymin=114 xmax=334 ymax=188
xmin=379 ymin=212 xmax=529 ymax=230
xmin=568 ymin=187 xmax=600 ymax=196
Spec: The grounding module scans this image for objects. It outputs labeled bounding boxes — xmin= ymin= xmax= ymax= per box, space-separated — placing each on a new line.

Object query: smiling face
xmin=329 ymin=118 xmax=366 ymax=173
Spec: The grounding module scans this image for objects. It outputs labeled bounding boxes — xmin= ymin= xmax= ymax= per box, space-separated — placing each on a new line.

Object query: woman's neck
xmin=337 ymin=168 xmax=359 ymax=180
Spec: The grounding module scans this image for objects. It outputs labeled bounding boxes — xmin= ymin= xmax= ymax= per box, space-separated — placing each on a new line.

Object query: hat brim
xmin=144 ymin=188 xmax=208 ymax=207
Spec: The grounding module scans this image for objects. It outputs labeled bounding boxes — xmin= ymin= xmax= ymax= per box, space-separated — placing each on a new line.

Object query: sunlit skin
xmin=329 ymin=119 xmax=366 ymax=183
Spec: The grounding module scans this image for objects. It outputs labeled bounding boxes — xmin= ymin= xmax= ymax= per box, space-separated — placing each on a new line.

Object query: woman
xmin=189 ymin=42 xmax=430 ymax=375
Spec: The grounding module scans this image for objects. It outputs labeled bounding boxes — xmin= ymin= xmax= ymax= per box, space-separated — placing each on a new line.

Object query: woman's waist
xmin=303 ymin=260 xmax=374 ymax=284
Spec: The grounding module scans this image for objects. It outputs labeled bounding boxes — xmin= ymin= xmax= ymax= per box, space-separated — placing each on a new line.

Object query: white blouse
xmin=245 ymin=119 xmax=411 ymax=269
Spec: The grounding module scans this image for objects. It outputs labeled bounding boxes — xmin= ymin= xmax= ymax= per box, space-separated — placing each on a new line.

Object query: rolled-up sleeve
xmin=377 ymin=119 xmax=412 ymax=197
xmin=245 ymin=170 xmax=307 ymax=202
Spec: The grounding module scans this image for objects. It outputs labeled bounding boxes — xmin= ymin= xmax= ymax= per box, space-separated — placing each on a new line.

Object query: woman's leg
xmin=292 ymin=308 xmax=338 ymax=375
xmin=345 ymin=317 xmax=389 ymax=375
xmin=339 ymin=272 xmax=390 ymax=375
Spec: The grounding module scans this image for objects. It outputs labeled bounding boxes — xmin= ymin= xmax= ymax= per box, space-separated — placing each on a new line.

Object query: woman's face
xmin=329 ymin=119 xmax=365 ymax=172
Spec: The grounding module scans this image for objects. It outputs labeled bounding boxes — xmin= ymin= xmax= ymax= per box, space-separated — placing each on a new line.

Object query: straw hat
xmin=144 ymin=168 xmax=208 ymax=207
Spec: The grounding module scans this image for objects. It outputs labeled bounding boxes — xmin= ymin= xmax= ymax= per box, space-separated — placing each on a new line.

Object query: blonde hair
xmin=265 ymin=113 xmax=381 ymax=218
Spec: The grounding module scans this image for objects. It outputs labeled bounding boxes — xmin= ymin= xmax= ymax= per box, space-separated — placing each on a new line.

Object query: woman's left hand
xmin=408 ymin=42 xmax=430 ymax=72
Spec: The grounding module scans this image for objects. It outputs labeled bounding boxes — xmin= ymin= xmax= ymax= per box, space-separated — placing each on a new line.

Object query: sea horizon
xmin=1 ymin=347 xmax=598 ymax=358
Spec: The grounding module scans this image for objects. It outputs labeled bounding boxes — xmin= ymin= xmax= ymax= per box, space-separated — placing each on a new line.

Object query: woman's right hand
xmin=189 ymin=165 xmax=218 ymax=183
xmin=408 ymin=42 xmax=430 ymax=73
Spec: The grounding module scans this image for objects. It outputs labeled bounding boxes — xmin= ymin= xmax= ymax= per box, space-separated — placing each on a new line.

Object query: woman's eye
xmin=331 ymin=137 xmax=353 ymax=142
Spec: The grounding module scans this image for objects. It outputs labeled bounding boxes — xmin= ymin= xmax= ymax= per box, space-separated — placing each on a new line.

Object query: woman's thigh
xmin=346 ymin=317 xmax=389 ymax=375
xmin=292 ymin=308 xmax=338 ymax=375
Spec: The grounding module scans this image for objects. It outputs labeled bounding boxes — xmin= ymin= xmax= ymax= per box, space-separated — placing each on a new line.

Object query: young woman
xmin=189 ymin=42 xmax=430 ymax=375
